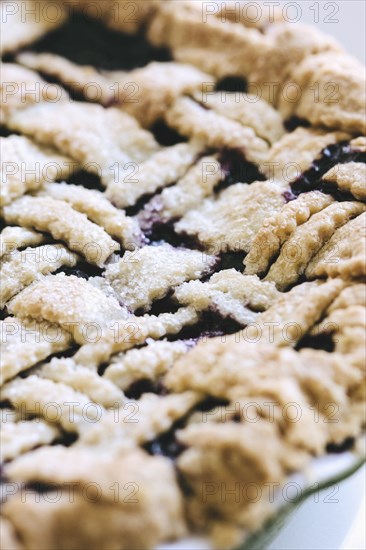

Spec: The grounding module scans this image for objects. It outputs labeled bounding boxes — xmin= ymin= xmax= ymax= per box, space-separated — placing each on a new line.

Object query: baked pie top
xmin=0 ymin=1 xmax=365 ymax=549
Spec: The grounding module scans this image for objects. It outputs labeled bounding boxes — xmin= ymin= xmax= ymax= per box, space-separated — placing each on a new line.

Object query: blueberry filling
xmin=215 ymin=76 xmax=248 ymax=93
xmin=144 ymin=397 xmax=229 ymax=460
xmin=126 ymin=192 xmax=169 ymax=219
xmin=291 ymin=141 xmax=366 ymax=199
xmin=38 ymin=71 xmax=87 ymax=103
xmin=217 ymin=148 xmax=265 ymax=191
xmin=52 ymin=431 xmax=78 ymax=448
xmin=296 ymin=332 xmax=335 ymax=353
xmin=135 ymin=292 xmax=180 ymax=317
xmin=195 ymin=397 xmax=230 ymax=412
xmin=150 ymin=120 xmax=187 ymax=147
xmin=55 ymin=264 xmax=104 ymax=280
xmin=145 ymin=222 xmax=200 ymax=249
xmin=215 ymin=251 xmax=246 ymax=272
xmin=27 ymin=12 xmax=172 ymax=71
xmin=143 ymin=418 xmax=187 ymax=459
xmin=0 ymin=126 xmax=21 ymax=138
xmin=168 ymin=310 xmax=244 ymax=343
xmin=284 ymin=116 xmax=311 ymax=132
xmin=125 ymin=378 xmax=169 ymax=400
xmin=62 ymin=170 xmax=105 ymax=192
xmin=0 ymin=400 xmax=13 ymax=410
xmin=24 ymin=481 xmax=63 ymax=494
xmin=326 ymin=437 xmax=355 ymax=454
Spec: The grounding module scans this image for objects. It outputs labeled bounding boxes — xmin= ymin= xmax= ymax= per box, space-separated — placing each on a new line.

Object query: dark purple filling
xmin=126 ymin=192 xmax=169 ymax=219
xmin=27 ymin=12 xmax=171 ymax=71
xmin=63 ymin=170 xmax=105 ymax=192
xmin=0 ymin=400 xmax=13 ymax=410
xmin=215 ymin=251 xmax=246 ymax=272
xmin=215 ymin=76 xmax=248 ymax=93
xmin=195 ymin=397 xmax=229 ymax=412
xmin=217 ymin=148 xmax=265 ymax=191
xmin=167 ymin=309 xmax=244 ymax=343
xmin=290 ymin=141 xmax=366 ymax=200
xmin=143 ymin=418 xmax=187 ymax=459
xmin=326 ymin=437 xmax=355 ymax=454
xmin=24 ymin=481 xmax=63 ymax=494
xmin=0 ymin=127 xmax=21 ymax=138
xmin=296 ymin=332 xmax=335 ymax=353
xmin=55 ymin=264 xmax=104 ymax=280
xmin=150 ymin=120 xmax=187 ymax=146
xmin=52 ymin=430 xmax=78 ymax=448
xmin=38 ymin=70 xmax=88 ymax=103
xmin=135 ymin=292 xmax=180 ymax=317
xmin=143 ymin=397 xmax=228 ymax=460
xmin=145 ymin=222 xmax=200 ymax=249
xmin=284 ymin=116 xmax=311 ymax=132
xmin=125 ymin=378 xmax=169 ymax=400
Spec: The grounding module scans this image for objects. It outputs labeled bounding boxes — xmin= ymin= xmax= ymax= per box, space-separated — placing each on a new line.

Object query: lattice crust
xmin=104 ymin=339 xmax=189 ymax=390
xmin=148 ymin=2 xmax=338 ymax=98
xmin=16 ymin=50 xmax=113 ymax=102
xmin=6 ymin=102 xmax=160 ymax=186
xmin=253 ymin=278 xmax=345 ymax=347
xmin=3 ymin=449 xmax=186 ymax=550
xmin=174 ymin=271 xmax=280 ymax=325
xmin=173 ymin=338 xmax=364 ymax=531
xmin=328 ymin=284 xmax=366 ymax=312
xmin=16 ymin=53 xmax=213 ymax=126
xmin=36 ymin=357 xmax=126 ymax=409
xmin=322 ymin=162 xmax=366 ymax=201
xmin=124 ymin=391 xmax=202 ymax=444
xmin=1 ymin=3 xmax=366 ymax=550
xmin=112 ymin=62 xmax=213 ymax=126
xmin=264 ymin=201 xmax=366 ymax=290
xmin=0 ymin=226 xmax=46 ymax=257
xmin=0 ymin=317 xmax=72 ymax=384
xmin=104 ymin=243 xmax=217 ymax=312
xmin=262 ymin=127 xmax=350 ymax=182
xmin=168 ymin=342 xmax=361 ymax=436
xmin=1 ymin=375 xmax=108 ymax=436
xmin=74 ymin=307 xmax=199 ymax=368
xmin=106 ymin=142 xmax=203 ymax=208
xmin=165 ymin=97 xmax=269 ymax=164
xmin=139 ymin=154 xmax=222 ymax=223
xmin=176 ymin=180 xmax=285 ymax=251
xmin=0 ymin=419 xmax=60 ymax=462
xmin=0 ymin=136 xmax=75 ymax=206
xmin=1 ymin=244 xmax=79 ymax=308
xmin=0 ymin=64 xmax=68 ymax=123
xmin=306 ymin=212 xmax=366 ymax=279
xmin=193 ymin=91 xmax=285 ymax=144
xmin=0 ymin=1 xmax=66 ymax=55
xmin=279 ymin=53 xmax=366 ymax=134
xmin=7 ymin=273 xmax=127 ymax=344
xmin=244 ymin=191 xmax=334 ymax=276
xmin=311 ymin=294 xmax=366 ymax=360
xmin=41 ymin=183 xmax=143 ymax=248
xmin=3 ymin=196 xmax=120 ymax=266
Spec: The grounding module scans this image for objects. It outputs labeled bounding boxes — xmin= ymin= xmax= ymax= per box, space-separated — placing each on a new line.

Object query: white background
xmin=275 ymin=0 xmax=366 ymax=63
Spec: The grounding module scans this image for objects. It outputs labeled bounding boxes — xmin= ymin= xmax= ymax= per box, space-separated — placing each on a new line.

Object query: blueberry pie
xmin=0 ymin=1 xmax=365 ymax=549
